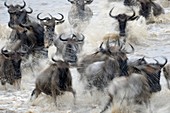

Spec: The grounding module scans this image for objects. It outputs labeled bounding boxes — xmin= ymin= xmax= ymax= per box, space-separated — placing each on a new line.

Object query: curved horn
xmin=59 ymin=34 xmax=68 ymax=41
xmin=99 ymin=42 xmax=105 ymax=52
xmin=124 ymin=43 xmax=135 ymax=54
xmin=109 ymin=7 xmax=117 ymax=19
xmin=54 ymin=13 xmax=64 ymax=21
xmin=37 ymin=13 xmax=49 ymax=21
xmin=128 ymin=9 xmax=136 ymax=20
xmin=160 ymin=56 xmax=168 ymax=68
xmin=20 ymin=0 xmax=26 ymax=9
xmin=154 ymin=58 xmax=159 ymax=64
xmin=77 ymin=34 xmax=85 ymax=42
xmin=52 ymin=56 xmax=58 ymax=62
xmin=4 ymin=1 xmax=10 ymax=8
xmin=26 ymin=7 xmax=33 ymax=14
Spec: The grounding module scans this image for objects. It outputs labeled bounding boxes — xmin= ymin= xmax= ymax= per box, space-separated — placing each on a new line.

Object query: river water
xmin=0 ymin=0 xmax=170 ymax=113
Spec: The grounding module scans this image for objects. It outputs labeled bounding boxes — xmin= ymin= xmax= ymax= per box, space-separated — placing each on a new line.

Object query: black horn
xmin=4 ymin=1 xmax=10 ymax=8
xmin=124 ymin=43 xmax=135 ymax=54
xmin=37 ymin=13 xmax=49 ymax=21
xmin=54 ymin=13 xmax=64 ymax=21
xmin=160 ymin=56 xmax=168 ymax=68
xmin=77 ymin=34 xmax=85 ymax=42
xmin=128 ymin=9 xmax=137 ymax=20
xmin=20 ymin=0 xmax=26 ymax=9
xmin=109 ymin=7 xmax=117 ymax=19
xmin=26 ymin=7 xmax=33 ymax=14
xmin=59 ymin=34 xmax=68 ymax=41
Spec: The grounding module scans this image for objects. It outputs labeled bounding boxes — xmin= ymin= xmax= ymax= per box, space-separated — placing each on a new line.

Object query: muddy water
xmin=0 ymin=0 xmax=170 ymax=113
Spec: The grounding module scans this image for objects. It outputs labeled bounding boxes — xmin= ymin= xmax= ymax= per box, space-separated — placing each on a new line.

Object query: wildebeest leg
xmin=144 ymin=99 xmax=152 ymax=113
xmin=14 ymin=79 xmax=21 ymax=90
xmin=165 ymin=78 xmax=170 ymax=89
xmin=100 ymin=93 xmax=113 ymax=113
xmin=30 ymin=88 xmax=41 ymax=101
xmin=67 ymin=87 xmax=76 ymax=105
xmin=51 ymin=84 xmax=60 ymax=107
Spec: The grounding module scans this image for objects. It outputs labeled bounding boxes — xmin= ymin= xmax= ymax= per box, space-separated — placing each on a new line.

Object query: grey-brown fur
xmin=30 ymin=58 xmax=76 ymax=106
xmin=100 ymin=73 xmax=151 ymax=113
xmin=163 ymin=63 xmax=170 ymax=89
xmin=0 ymin=47 xmax=24 ymax=89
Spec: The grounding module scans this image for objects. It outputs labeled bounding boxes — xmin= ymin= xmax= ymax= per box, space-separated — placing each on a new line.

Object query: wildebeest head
xmin=1 ymin=47 xmax=26 ymax=85
xmin=5 ymin=1 xmax=33 ymax=27
xmin=135 ymin=56 xmax=167 ymax=92
xmin=37 ymin=13 xmax=65 ymax=47
xmin=59 ymin=33 xmax=84 ymax=63
xmin=4 ymin=0 xmax=26 ymax=13
xmin=99 ymin=39 xmax=134 ymax=76
xmin=37 ymin=13 xmax=64 ymax=34
xmin=109 ymin=7 xmax=138 ymax=36
xmin=68 ymin=0 xmax=93 ymax=11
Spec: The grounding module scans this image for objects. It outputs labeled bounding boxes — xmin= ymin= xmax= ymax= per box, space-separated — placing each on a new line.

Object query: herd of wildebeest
xmin=1 ymin=0 xmax=170 ymax=112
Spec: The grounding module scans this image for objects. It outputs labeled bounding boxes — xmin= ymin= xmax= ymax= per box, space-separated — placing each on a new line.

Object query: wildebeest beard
xmin=63 ymin=43 xmax=78 ymax=63
xmin=144 ymin=70 xmax=161 ymax=92
xmin=58 ymin=67 xmax=69 ymax=90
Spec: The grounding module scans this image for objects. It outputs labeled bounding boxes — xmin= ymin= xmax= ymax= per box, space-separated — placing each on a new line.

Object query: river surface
xmin=0 ymin=0 xmax=170 ymax=113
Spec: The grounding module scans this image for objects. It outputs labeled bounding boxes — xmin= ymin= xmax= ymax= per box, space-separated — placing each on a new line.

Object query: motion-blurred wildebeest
xmin=68 ymin=0 xmax=93 ymax=31
xmin=30 ymin=58 xmax=76 ymax=106
xmin=124 ymin=0 xmax=165 ymax=19
xmin=0 ymin=47 xmax=25 ymax=89
xmin=8 ymin=22 xmax=46 ymax=56
xmin=37 ymin=13 xmax=65 ymax=48
xmin=109 ymin=7 xmax=139 ymax=36
xmin=54 ymin=33 xmax=85 ymax=64
xmin=77 ymin=40 xmax=134 ymax=92
xmin=130 ymin=56 xmax=167 ymax=93
xmin=163 ymin=63 xmax=170 ymax=89
xmin=100 ymin=73 xmax=151 ymax=113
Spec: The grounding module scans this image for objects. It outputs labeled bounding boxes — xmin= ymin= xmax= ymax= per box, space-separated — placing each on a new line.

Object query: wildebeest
xmin=54 ymin=32 xmax=85 ymax=63
xmin=77 ymin=40 xmax=134 ymax=92
xmin=4 ymin=1 xmax=33 ymax=41
xmin=130 ymin=56 xmax=167 ymax=92
xmin=0 ymin=47 xmax=25 ymax=89
xmin=8 ymin=22 xmax=45 ymax=55
xmin=4 ymin=1 xmax=33 ymax=27
xmin=68 ymin=0 xmax=93 ymax=31
xmin=124 ymin=0 xmax=165 ymax=19
xmin=163 ymin=63 xmax=170 ymax=89
xmin=37 ymin=13 xmax=65 ymax=48
xmin=100 ymin=73 xmax=151 ymax=113
xmin=109 ymin=7 xmax=139 ymax=36
xmin=30 ymin=57 xmax=76 ymax=106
